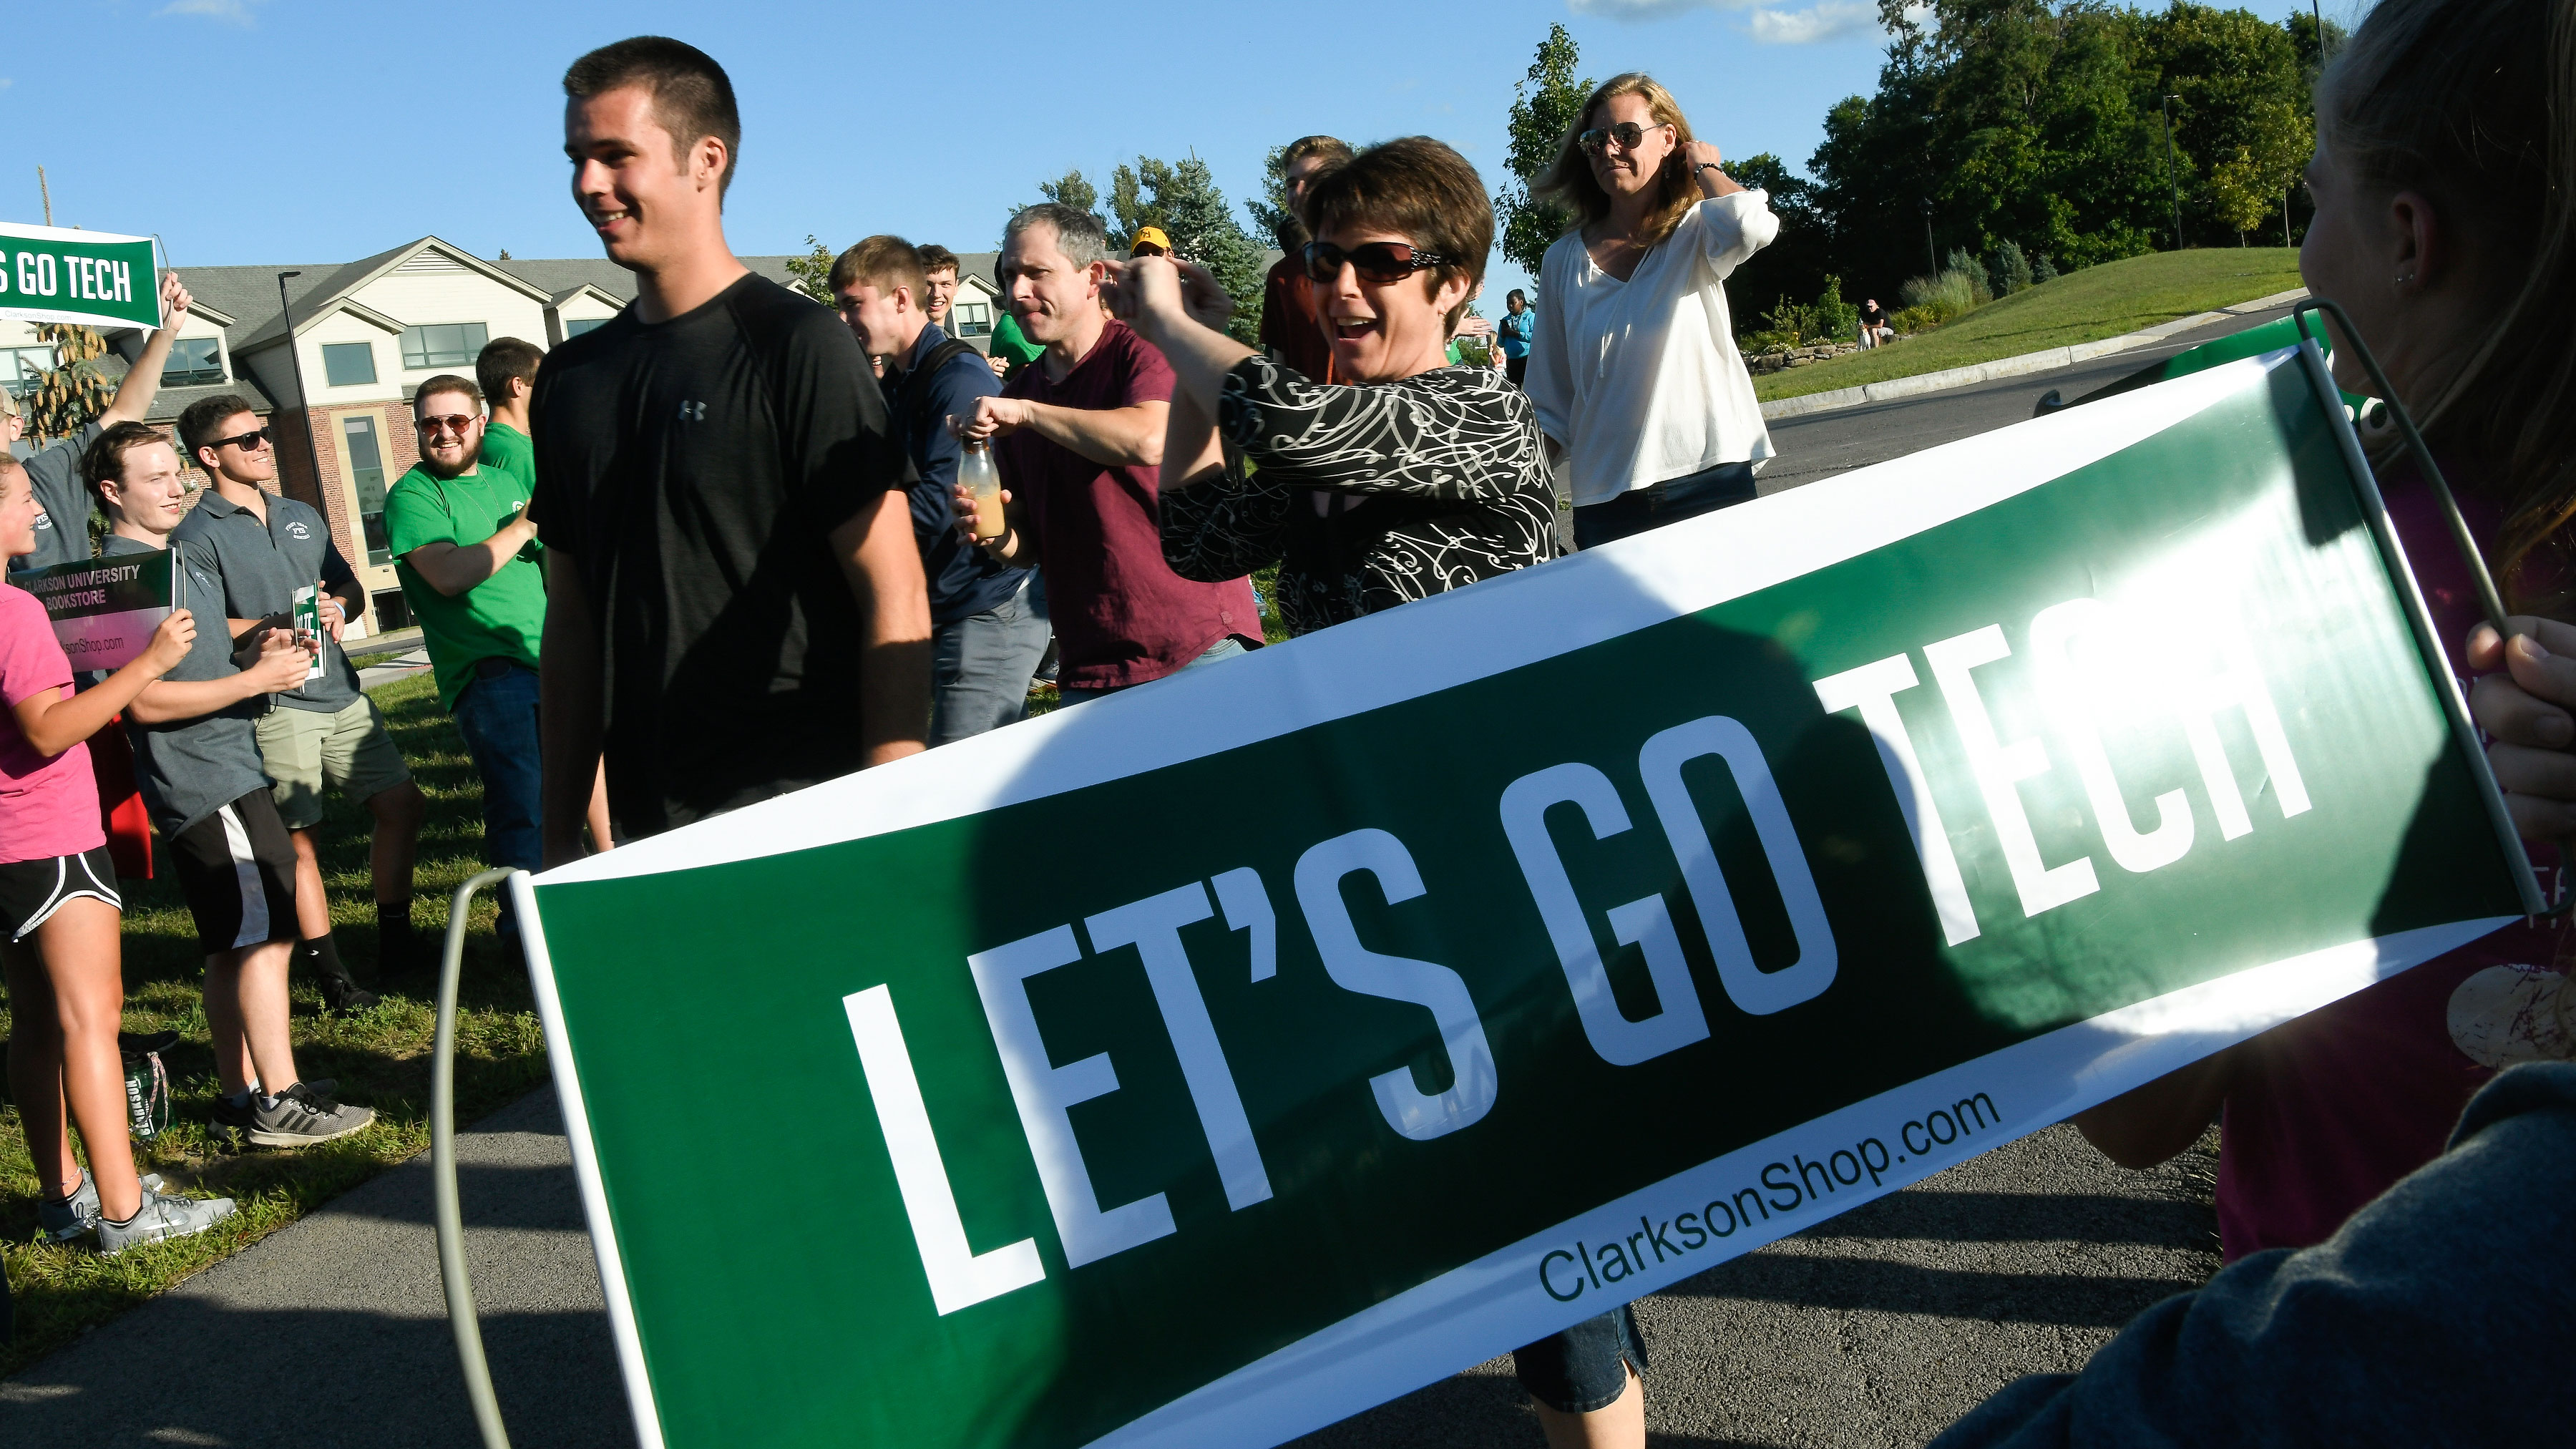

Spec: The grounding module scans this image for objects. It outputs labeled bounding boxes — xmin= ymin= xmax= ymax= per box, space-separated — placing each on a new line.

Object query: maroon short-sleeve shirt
xmin=998 ymin=320 xmax=1261 ymax=689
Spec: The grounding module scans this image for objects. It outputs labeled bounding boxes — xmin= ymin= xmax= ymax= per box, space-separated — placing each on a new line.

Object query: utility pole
xmin=2160 ymin=95 xmax=2182 ymax=251
xmin=1922 ymin=198 xmax=1936 ymax=276
xmin=276 ymin=271 xmax=323 ymax=499
xmin=37 ymin=165 xmax=52 ymax=226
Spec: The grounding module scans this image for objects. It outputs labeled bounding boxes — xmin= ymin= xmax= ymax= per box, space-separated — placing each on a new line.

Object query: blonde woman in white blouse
xmin=1526 ymin=73 xmax=1779 ymax=549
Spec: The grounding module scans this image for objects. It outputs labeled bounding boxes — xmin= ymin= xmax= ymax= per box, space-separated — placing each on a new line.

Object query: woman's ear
xmin=2387 ymin=190 xmax=2444 ymax=293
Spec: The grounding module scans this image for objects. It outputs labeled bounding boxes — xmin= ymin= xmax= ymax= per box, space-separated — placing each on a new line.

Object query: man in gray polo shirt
xmin=87 ymin=421 xmax=375 ymax=1148
xmin=173 ymin=394 xmax=427 ymax=1004
xmin=4 ymin=270 xmax=195 ymax=575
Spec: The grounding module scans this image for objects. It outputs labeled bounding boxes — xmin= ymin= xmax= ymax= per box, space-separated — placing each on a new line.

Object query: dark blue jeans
xmin=1572 ymin=460 xmax=1760 ymax=550
xmin=1515 ymin=1302 xmax=1649 ymax=1413
xmin=452 ymin=660 xmax=542 ymax=936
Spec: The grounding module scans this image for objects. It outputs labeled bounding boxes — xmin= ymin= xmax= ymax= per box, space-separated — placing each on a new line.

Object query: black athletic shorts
xmin=169 ymin=790 xmax=299 ymax=957
xmin=0 ymin=845 xmax=122 ymax=943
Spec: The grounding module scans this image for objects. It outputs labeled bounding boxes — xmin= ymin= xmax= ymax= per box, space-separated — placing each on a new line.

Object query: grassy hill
xmin=1755 ymin=248 xmax=2306 ymax=402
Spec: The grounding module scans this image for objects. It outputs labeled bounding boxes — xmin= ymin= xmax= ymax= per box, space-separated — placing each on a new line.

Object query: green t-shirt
xmin=989 ymin=312 xmax=1045 ymax=372
xmin=479 ymin=421 xmax=535 ymax=492
xmin=384 ymin=462 xmax=546 ymax=712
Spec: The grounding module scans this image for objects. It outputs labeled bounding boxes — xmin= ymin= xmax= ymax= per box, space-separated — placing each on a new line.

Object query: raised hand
xmin=2469 ymin=618 xmax=2576 ymax=839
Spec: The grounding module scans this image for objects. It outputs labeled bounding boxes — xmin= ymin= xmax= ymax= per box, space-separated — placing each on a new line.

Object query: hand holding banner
xmin=517 ymin=346 xmax=2532 ymax=1449
xmin=0 ymin=223 xmax=161 ymax=331
xmin=19 ymin=548 xmax=180 ymax=672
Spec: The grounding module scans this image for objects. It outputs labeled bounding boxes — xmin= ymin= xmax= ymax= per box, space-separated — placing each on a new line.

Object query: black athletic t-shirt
xmin=529 ymin=273 xmax=902 ymax=837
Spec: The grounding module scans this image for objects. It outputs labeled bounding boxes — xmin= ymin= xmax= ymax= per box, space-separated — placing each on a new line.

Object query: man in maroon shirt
xmin=953 ymin=203 xmax=1259 ymax=701
xmin=1257 ymin=135 xmax=1352 ymax=385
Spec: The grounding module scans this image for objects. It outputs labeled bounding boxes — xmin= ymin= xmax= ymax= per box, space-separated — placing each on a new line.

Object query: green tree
xmin=1018 ymin=168 xmax=1108 ymax=229
xmin=1245 ymin=145 xmax=1298 ymax=247
xmin=1496 ymin=23 xmax=1591 ymax=276
xmin=1106 ymin=153 xmax=1269 ymax=344
xmin=783 ymin=233 xmax=835 ymax=305
xmin=22 ymin=325 xmax=116 ymax=442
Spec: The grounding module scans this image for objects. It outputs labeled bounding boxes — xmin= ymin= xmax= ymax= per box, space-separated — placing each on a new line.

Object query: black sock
xmin=302 ymin=932 xmax=349 ymax=980
xmin=377 ymin=900 xmax=416 ymax=961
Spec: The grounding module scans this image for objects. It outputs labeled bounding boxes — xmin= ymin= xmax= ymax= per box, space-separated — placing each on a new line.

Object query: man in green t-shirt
xmin=474 ymin=336 xmax=544 ymax=492
xmin=385 ymin=374 xmax=554 ymax=930
xmin=986 ymin=309 xmax=1045 ymax=380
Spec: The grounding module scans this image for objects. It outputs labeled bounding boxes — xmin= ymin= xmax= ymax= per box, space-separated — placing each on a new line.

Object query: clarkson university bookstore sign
xmin=514 ymin=346 xmax=2536 ymax=1448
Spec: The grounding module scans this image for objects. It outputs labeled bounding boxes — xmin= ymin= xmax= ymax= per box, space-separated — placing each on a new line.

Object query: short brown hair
xmin=564 ymin=37 xmax=743 ymax=197
xmin=1283 ymin=135 xmax=1353 ymax=170
xmin=413 ymin=374 xmax=484 ymax=414
xmin=915 ymin=243 xmax=959 ymax=277
xmin=82 ymin=421 xmax=172 ymax=498
xmin=1299 ymin=137 xmax=1493 ymax=329
xmin=829 ymin=235 xmax=927 ymax=300
xmin=177 ymin=394 xmax=260 ymax=459
xmin=476 ymin=337 xmax=543 ymax=403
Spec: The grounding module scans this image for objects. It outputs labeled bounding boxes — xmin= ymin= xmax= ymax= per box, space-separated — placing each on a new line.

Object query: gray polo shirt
xmin=170 ymin=487 xmax=362 ymax=713
xmin=6 ymin=423 xmax=102 ymax=575
xmin=102 ymin=535 xmax=273 ymax=840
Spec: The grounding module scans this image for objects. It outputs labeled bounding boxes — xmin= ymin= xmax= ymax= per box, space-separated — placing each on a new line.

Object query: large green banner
xmin=17 ymin=548 xmax=180 ymax=671
xmin=0 ymin=223 xmax=160 ymax=331
xmin=517 ymin=346 xmax=2534 ymax=1449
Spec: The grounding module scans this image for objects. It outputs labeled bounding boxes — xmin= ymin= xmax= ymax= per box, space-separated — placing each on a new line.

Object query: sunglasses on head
xmin=1302 ymin=240 xmax=1453 ymax=286
xmin=1578 ymin=122 xmax=1659 ymax=154
xmin=418 ymin=414 xmax=479 ymax=438
xmin=210 ymin=427 xmax=270 ymax=453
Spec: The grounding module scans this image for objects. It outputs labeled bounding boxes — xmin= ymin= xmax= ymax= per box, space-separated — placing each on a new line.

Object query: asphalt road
xmin=0 ymin=318 xmax=2292 ymax=1448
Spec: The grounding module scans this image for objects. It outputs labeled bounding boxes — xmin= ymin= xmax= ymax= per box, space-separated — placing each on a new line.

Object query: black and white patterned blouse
xmin=1160 ymin=354 xmax=1558 ymax=637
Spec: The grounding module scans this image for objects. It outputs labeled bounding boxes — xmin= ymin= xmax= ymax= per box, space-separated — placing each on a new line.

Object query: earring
xmin=2396 ymin=271 xmax=2416 ymax=286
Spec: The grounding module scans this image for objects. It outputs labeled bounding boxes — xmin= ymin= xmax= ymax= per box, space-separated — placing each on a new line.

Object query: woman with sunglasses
xmin=1525 ymin=74 xmax=1777 ymax=550
xmin=1110 ymin=137 xmax=1651 ymax=1449
xmin=1119 ymin=136 xmax=1556 ymax=640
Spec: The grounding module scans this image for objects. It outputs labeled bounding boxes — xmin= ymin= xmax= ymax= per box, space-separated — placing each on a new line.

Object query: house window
xmin=399 ymin=322 xmax=489 ymax=370
xmin=565 ymin=317 xmax=610 ymax=338
xmin=1 ymin=343 xmax=58 ymax=397
xmin=953 ymin=301 xmax=993 ymax=338
xmin=342 ymin=415 xmax=392 ymax=566
xmin=323 ymin=342 xmax=378 ymax=387
xmin=162 ymin=337 xmax=225 ymax=386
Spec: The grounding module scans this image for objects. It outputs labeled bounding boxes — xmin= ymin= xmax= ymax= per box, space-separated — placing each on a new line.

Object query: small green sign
xmin=518 ymin=345 xmax=2532 ymax=1449
xmin=17 ymin=548 xmax=179 ymax=671
xmin=0 ymin=223 xmax=160 ymax=331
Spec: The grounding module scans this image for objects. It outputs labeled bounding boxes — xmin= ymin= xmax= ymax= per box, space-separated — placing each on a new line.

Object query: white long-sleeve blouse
xmin=1526 ymin=190 xmax=1780 ymax=507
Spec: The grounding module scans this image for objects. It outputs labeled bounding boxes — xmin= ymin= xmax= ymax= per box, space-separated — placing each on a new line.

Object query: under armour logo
xmin=677 ymin=400 xmax=708 ymax=422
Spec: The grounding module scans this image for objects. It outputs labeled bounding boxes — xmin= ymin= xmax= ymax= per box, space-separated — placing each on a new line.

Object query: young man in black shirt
xmin=533 ymin=37 xmax=929 ymax=860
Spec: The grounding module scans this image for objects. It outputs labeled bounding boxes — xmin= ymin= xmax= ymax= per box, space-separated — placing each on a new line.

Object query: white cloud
xmin=1746 ymin=0 xmax=1887 ymax=42
xmin=1568 ymin=0 xmax=1742 ymax=14
xmin=157 ymin=0 xmax=258 ymax=24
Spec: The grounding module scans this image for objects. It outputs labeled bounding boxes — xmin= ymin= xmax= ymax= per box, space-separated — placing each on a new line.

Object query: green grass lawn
xmin=1755 ymin=248 xmax=2306 ymax=403
xmin=0 ymin=670 xmax=552 ymax=1377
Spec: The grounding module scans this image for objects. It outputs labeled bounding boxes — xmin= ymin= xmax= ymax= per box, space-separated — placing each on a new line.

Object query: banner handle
xmin=2291 ymin=299 xmax=2572 ymax=919
xmin=435 ymin=867 xmax=525 ymax=1449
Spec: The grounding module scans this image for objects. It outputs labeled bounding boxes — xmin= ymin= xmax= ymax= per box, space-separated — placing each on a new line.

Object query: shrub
xmin=1748 ymin=275 xmax=1862 ymax=348
xmin=1900 ymin=268 xmax=1979 ymax=322
xmin=1889 ymin=304 xmax=1942 ymax=333
xmin=1994 ymin=240 xmax=2033 ymax=296
xmin=1944 ymin=248 xmax=1994 ymax=304
xmin=2031 ymin=250 xmax=2059 ymax=285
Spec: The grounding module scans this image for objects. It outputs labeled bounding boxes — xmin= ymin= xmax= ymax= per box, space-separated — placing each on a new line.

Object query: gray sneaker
xmin=97 ymin=1184 xmax=237 ymax=1254
xmin=37 ymin=1169 xmax=167 ymax=1242
xmin=247 ymin=1081 xmax=375 ymax=1148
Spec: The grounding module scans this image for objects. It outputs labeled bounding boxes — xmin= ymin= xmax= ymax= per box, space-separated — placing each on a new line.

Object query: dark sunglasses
xmin=210 ymin=427 xmax=270 ymax=452
xmin=1130 ymin=243 xmax=1169 ymax=258
xmin=417 ymin=414 xmax=479 ymax=437
xmin=1578 ymin=122 xmax=1658 ymax=154
xmin=1302 ymin=240 xmax=1453 ymax=286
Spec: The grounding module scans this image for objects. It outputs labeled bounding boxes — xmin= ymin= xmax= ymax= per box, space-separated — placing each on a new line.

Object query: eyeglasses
xmin=210 ymin=427 xmax=270 ymax=452
xmin=1302 ymin=240 xmax=1453 ymax=286
xmin=417 ymin=415 xmax=479 ymax=438
xmin=1578 ymin=122 xmax=1659 ymax=154
xmin=1130 ymin=243 xmax=1169 ymax=258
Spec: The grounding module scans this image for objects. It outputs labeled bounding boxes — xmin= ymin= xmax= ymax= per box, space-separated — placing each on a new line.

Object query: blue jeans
xmin=931 ymin=572 xmax=1053 ymax=747
xmin=1057 ymin=635 xmax=1249 ymax=706
xmin=452 ymin=661 xmax=542 ymax=935
xmin=1515 ymin=1303 xmax=1649 ymax=1414
xmin=1572 ymin=460 xmax=1759 ymax=550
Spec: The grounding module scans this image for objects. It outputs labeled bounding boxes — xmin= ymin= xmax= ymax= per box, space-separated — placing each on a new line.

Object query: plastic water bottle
xmin=958 ymin=441 xmax=1006 ymax=542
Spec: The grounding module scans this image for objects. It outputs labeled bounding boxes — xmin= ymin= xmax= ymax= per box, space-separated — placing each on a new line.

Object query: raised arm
xmin=100 ymin=273 xmax=192 ymax=428
xmin=831 ymin=488 xmax=931 ymax=768
xmin=956 ymin=393 xmax=1169 ymax=469
xmin=1211 ymin=353 xmax=1539 ymax=501
xmin=12 ymin=609 xmax=195 ymax=754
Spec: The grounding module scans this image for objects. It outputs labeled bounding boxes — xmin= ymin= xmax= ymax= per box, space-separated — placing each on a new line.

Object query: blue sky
xmin=5 ymin=0 xmax=2346 ymax=308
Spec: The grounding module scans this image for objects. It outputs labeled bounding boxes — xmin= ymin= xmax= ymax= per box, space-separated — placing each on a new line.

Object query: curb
xmin=1757 ymin=287 xmax=2309 ymax=421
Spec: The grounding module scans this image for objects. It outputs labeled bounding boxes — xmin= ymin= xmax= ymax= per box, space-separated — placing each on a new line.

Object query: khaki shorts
xmin=255 ymin=696 xmax=413 ymax=830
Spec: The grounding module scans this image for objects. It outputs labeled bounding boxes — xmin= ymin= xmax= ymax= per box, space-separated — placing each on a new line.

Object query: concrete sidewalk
xmin=0 ymin=1088 xmax=635 ymax=1448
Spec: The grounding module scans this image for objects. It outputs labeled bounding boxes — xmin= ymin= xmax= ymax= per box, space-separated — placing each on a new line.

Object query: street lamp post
xmin=2159 ymin=95 xmax=2183 ymax=251
xmin=274 ymin=270 xmax=323 ymax=499
xmin=1921 ymin=198 xmax=1936 ymax=277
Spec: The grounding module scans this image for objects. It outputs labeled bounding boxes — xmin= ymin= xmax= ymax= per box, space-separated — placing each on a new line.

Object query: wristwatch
xmin=1694 ymin=161 xmax=1724 ymax=176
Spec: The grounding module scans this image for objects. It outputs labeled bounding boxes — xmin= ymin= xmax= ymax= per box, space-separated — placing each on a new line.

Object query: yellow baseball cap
xmin=1130 ymin=226 xmax=1173 ymax=255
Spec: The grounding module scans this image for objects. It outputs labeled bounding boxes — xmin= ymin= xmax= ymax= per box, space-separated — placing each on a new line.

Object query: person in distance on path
xmin=84 ymin=425 xmax=376 ymax=1151
xmin=2 ymin=449 xmax=241 ymax=1251
xmin=535 ymin=36 xmax=929 ymax=861
xmin=1111 ymin=139 xmax=1627 ymax=1449
xmin=1524 ymin=74 xmax=1777 ymax=549
xmin=174 ymin=394 xmax=425 ymax=1005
